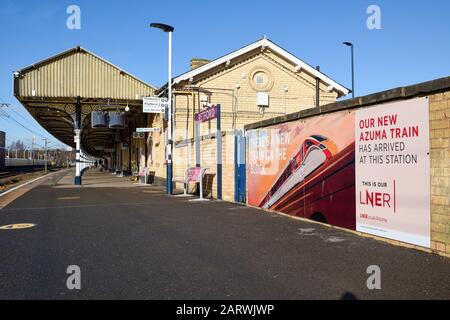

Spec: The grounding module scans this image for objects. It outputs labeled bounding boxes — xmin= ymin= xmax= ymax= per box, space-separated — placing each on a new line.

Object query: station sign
xmin=195 ymin=105 xmax=220 ymax=123
xmin=143 ymin=97 xmax=168 ymax=113
xmin=136 ymin=127 xmax=161 ymax=133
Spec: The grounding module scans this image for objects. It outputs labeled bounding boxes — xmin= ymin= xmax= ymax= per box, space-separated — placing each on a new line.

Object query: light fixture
xmin=235 ymin=83 xmax=240 ymax=89
xmin=125 ymin=103 xmax=130 ymax=112
xmin=150 ymin=23 xmax=174 ymax=32
xmin=342 ymin=41 xmax=355 ymax=98
xmin=283 ymin=85 xmax=289 ymax=93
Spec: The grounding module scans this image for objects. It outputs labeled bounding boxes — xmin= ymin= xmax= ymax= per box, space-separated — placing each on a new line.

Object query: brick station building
xmin=150 ymin=38 xmax=349 ymax=200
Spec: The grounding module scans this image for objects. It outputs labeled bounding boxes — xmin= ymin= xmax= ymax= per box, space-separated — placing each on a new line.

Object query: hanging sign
xmin=136 ymin=127 xmax=161 ymax=133
xmin=143 ymin=97 xmax=168 ymax=113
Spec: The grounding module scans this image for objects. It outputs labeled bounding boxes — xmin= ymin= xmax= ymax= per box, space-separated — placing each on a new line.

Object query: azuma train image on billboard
xmin=258 ymin=135 xmax=337 ymax=209
xmin=247 ymin=111 xmax=356 ymax=230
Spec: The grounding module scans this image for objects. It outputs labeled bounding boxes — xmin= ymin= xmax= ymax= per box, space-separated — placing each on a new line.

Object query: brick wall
xmin=429 ymin=91 xmax=450 ymax=255
xmin=154 ymin=48 xmax=341 ymax=198
xmin=173 ymin=132 xmax=237 ymax=202
xmin=245 ymin=76 xmax=450 ymax=257
xmin=173 ymin=50 xmax=338 ymax=143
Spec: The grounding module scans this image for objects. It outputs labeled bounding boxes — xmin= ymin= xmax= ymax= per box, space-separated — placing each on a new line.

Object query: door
xmin=234 ymin=131 xmax=246 ymax=203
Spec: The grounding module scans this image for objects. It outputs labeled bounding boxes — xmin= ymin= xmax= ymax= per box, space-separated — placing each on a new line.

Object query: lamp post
xmin=150 ymin=22 xmax=174 ymax=195
xmin=343 ymin=42 xmax=355 ymax=98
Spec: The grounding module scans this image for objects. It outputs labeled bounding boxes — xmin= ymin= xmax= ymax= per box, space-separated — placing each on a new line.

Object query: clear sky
xmin=1 ymin=0 xmax=449 ymax=148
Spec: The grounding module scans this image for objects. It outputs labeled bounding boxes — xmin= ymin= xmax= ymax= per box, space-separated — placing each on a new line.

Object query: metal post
xmin=216 ymin=105 xmax=222 ymax=200
xmin=74 ymin=96 xmax=82 ymax=185
xmin=343 ymin=42 xmax=355 ymax=98
xmin=351 ymin=45 xmax=355 ymax=98
xmin=199 ymin=173 xmax=203 ymax=200
xmin=31 ymin=136 xmax=35 ymax=165
xmin=44 ymin=138 xmax=48 ymax=174
xmin=195 ymin=120 xmax=200 ymax=167
xmin=74 ymin=130 xmax=81 ymax=184
xmin=167 ymin=30 xmax=173 ymax=195
xmin=150 ymin=22 xmax=174 ymax=194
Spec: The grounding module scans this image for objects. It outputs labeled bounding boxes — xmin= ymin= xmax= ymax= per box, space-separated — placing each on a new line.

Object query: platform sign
xmin=194 ymin=104 xmax=222 ymax=200
xmin=355 ymin=97 xmax=430 ymax=248
xmin=136 ymin=127 xmax=161 ymax=133
xmin=195 ymin=105 xmax=220 ymax=122
xmin=143 ymin=97 xmax=167 ymax=113
xmin=187 ymin=167 xmax=203 ymax=183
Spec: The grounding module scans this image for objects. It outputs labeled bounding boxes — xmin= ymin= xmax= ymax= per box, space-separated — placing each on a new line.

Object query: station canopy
xmin=13 ymin=46 xmax=155 ymax=156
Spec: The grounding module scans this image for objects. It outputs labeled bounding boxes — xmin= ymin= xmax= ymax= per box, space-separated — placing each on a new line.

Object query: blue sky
xmin=1 ymin=0 xmax=449 ymax=147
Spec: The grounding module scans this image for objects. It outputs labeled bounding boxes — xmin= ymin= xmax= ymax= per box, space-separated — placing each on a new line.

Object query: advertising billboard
xmin=355 ymin=97 xmax=430 ymax=247
xmin=247 ymin=98 xmax=430 ymax=247
xmin=248 ymin=111 xmax=356 ymax=230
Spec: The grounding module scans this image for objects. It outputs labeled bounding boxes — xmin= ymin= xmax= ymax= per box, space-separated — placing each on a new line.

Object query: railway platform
xmin=0 ymin=168 xmax=449 ymax=299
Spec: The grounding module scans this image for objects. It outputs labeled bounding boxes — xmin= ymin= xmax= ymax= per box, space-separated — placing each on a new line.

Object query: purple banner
xmin=195 ymin=105 xmax=220 ymax=123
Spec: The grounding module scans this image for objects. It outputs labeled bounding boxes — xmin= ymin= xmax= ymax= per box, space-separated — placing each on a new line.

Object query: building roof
xmin=17 ymin=46 xmax=156 ymax=91
xmin=173 ymin=38 xmax=350 ymax=97
xmin=14 ymin=46 xmax=156 ymax=155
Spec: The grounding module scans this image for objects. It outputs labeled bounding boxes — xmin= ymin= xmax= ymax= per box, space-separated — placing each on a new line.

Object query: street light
xmin=343 ymin=42 xmax=355 ymax=98
xmin=150 ymin=22 xmax=174 ymax=195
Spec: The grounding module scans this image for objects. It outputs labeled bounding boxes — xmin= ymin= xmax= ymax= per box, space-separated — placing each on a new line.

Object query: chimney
xmin=190 ymin=58 xmax=210 ymax=70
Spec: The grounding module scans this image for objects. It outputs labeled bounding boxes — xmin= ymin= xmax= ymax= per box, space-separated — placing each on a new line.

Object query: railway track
xmin=0 ymin=166 xmax=48 ymax=181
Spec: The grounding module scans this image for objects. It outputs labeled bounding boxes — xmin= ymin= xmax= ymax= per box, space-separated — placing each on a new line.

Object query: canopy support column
xmin=74 ymin=96 xmax=82 ymax=185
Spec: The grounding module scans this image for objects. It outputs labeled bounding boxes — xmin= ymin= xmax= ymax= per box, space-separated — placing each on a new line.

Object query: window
xmin=253 ymin=72 xmax=267 ymax=86
xmin=255 ymin=75 xmax=264 ymax=84
xmin=249 ymin=67 xmax=274 ymax=92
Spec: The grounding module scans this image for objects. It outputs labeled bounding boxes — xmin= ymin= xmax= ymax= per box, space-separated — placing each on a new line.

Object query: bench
xmin=173 ymin=167 xmax=208 ymax=200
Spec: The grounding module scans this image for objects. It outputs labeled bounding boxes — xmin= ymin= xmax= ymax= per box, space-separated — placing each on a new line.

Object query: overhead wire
xmin=0 ymin=97 xmax=65 ymax=146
